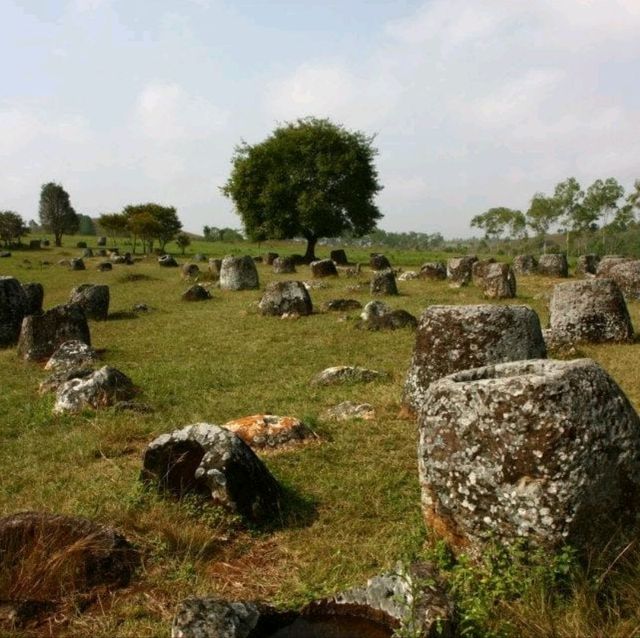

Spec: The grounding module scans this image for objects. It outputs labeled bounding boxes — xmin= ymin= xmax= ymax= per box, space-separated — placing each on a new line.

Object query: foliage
xmin=38 ymin=182 xmax=79 ymax=247
xmin=525 ymin=193 xmax=560 ymax=254
xmin=98 ymin=212 xmax=129 ymax=244
xmin=203 ymin=225 xmax=245 ymax=242
xmin=123 ymin=203 xmax=182 ymax=253
xmin=471 ymin=207 xmax=526 ymax=241
xmin=77 ymin=214 xmax=96 ymax=236
xmin=175 ymin=232 xmax=191 ymax=255
xmin=583 ymin=178 xmax=626 ymax=251
xmin=0 ymin=211 xmax=28 ymax=246
xmin=222 ymin=117 xmax=383 ymax=261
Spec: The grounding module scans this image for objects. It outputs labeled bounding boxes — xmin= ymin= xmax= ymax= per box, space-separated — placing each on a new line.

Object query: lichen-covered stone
xmin=17 ymin=304 xmax=91 ymax=361
xmin=324 ymin=401 xmax=375 ymax=421
xmin=219 ymin=256 xmax=259 ymax=290
xmin=370 ymin=269 xmax=398 ymax=295
xmin=310 ymin=259 xmax=338 ymax=278
xmin=480 ymin=263 xmax=516 ymax=299
xmin=39 ymin=366 xmax=96 ymax=394
xmin=324 ymin=298 xmax=362 ymax=312
xmin=141 ymin=423 xmax=282 ymax=522
xmin=595 ymin=255 xmax=630 ymax=278
xmin=53 ymin=365 xmax=136 ymax=413
xmin=69 ymin=284 xmax=110 ymax=320
xmin=419 ymin=262 xmax=447 ymax=280
xmin=446 ymin=256 xmax=477 ymax=287
xmin=44 ymin=340 xmax=98 ymax=372
xmin=311 ymin=366 xmax=388 ymax=386
xmin=159 ymin=254 xmax=178 ymax=267
xmin=418 ymin=359 xmax=640 ymax=554
xmin=548 ymin=279 xmax=633 ymax=343
xmin=223 ymin=414 xmax=314 ymax=449
xmin=471 ymin=258 xmax=496 ymax=285
xmin=22 ymin=283 xmax=43 ymax=315
xmin=0 ymin=276 xmax=27 ymax=347
xmin=258 ymin=281 xmax=312 ymax=316
xmin=575 ymin=254 xmax=600 ymax=276
xmin=369 ymin=253 xmax=391 ymax=270
xmin=272 ymin=256 xmax=296 ymax=274
xmin=403 ymin=304 xmax=546 ymax=415
xmin=538 ymin=254 xmax=568 ymax=277
xmin=330 ymin=249 xmax=348 ymax=265
xmin=361 ymin=300 xmax=391 ymax=321
xmin=171 ymin=599 xmax=260 ymax=638
xmin=357 ymin=309 xmax=417 ymax=331
xmin=602 ymin=260 xmax=640 ymax=299
xmin=182 ymin=285 xmax=212 ymax=302
xmin=512 ymin=254 xmax=538 ymax=275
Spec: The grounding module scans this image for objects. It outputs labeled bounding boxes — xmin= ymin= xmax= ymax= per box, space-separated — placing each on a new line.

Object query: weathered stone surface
xmin=272 ymin=256 xmax=296 ymax=274
xmin=480 ymin=263 xmax=516 ymax=299
xmin=418 ymin=359 xmax=640 ymax=554
xmin=54 ymin=365 xmax=136 ymax=413
xmin=398 ymin=270 xmax=418 ymax=281
xmin=141 ymin=423 xmax=282 ymax=521
xmin=310 ymin=259 xmax=338 ymax=278
xmin=172 ymin=599 xmax=260 ymax=638
xmin=603 ymin=260 xmax=640 ymax=299
xmin=69 ymin=258 xmax=85 ymax=271
xmin=182 ymin=285 xmax=212 ymax=302
xmin=0 ymin=511 xmax=138 ymax=601
xmin=0 ymin=276 xmax=27 ymax=347
xmin=330 ymin=249 xmax=349 ymax=265
xmin=403 ymin=304 xmax=546 ymax=415
xmin=369 ymin=253 xmax=391 ymax=270
xmin=263 ymin=252 xmax=279 ymax=265
xmin=39 ymin=366 xmax=95 ymax=394
xmin=44 ymin=340 xmax=98 ymax=372
xmin=182 ymin=263 xmax=200 ymax=279
xmin=311 ymin=366 xmax=388 ymax=386
xmin=324 ymin=298 xmax=363 ymax=312
xmin=538 ymin=253 xmax=568 ymax=277
xmin=324 ymin=401 xmax=375 ymax=421
xmin=419 ymin=261 xmax=447 ymax=280
xmin=357 ymin=308 xmax=417 ymax=331
xmin=97 ymin=261 xmax=113 ymax=271
xmin=69 ymin=283 xmax=110 ymax=320
xmin=223 ymin=414 xmax=314 ymax=449
xmin=361 ymin=300 xmax=391 ymax=321
xmin=258 ymin=281 xmax=312 ymax=316
xmin=17 ymin=304 xmax=91 ymax=361
xmin=208 ymin=258 xmax=222 ymax=279
xmin=21 ymin=283 xmax=44 ymax=316
xmin=512 ymin=254 xmax=538 ymax=275
xmin=548 ymin=279 xmax=633 ymax=343
xmin=370 ymin=269 xmax=398 ymax=295
xmin=158 ymin=254 xmax=178 ymax=267
xmin=596 ymin=255 xmax=630 ymax=278
xmin=219 ymin=256 xmax=259 ymax=290
xmin=575 ymin=254 xmax=600 ymax=276
xmin=446 ymin=256 xmax=477 ymax=287
xmin=471 ymin=258 xmax=496 ymax=285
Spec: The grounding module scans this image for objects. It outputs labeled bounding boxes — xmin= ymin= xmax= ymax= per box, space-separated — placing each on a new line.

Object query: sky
xmin=1 ymin=0 xmax=639 ymax=238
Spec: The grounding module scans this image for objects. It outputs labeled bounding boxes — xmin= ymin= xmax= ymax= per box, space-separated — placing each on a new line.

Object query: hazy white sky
xmin=1 ymin=0 xmax=639 ymax=237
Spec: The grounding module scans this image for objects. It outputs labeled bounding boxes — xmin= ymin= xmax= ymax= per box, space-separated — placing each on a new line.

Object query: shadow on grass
xmin=107 ymin=311 xmax=139 ymax=321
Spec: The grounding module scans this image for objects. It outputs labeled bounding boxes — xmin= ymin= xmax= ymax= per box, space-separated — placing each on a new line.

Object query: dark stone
xmin=370 ymin=269 xmax=398 ymax=295
xmin=69 ymin=258 xmax=85 ymax=271
xmin=264 ymin=252 xmax=279 ymax=265
xmin=158 ymin=254 xmax=178 ymax=267
xmin=471 ymin=258 xmax=496 ymax=285
xmin=310 ymin=259 xmax=338 ymax=278
xmin=97 ymin=236 xmax=107 ymax=246
xmin=76 ymin=241 xmax=87 ymax=249
xmin=480 ymin=263 xmax=516 ymax=299
xmin=258 ymin=281 xmax=312 ymax=316
xmin=330 ymin=249 xmax=348 ymax=265
xmin=446 ymin=256 xmax=477 ymax=287
xmin=324 ymin=298 xmax=363 ymax=312
xmin=600 ymin=260 xmax=640 ymax=299
xmin=69 ymin=284 xmax=110 ymax=320
xmin=512 ymin=255 xmax=538 ymax=275
xmin=182 ymin=285 xmax=212 ymax=302
xmin=575 ymin=254 xmax=600 ymax=276
xmin=208 ymin=258 xmax=222 ymax=279
xmin=538 ymin=254 xmax=568 ymax=277
xmin=369 ymin=253 xmax=391 ymax=270
xmin=419 ymin=262 xmax=447 ymax=280
xmin=97 ymin=261 xmax=113 ymax=271
xmin=357 ymin=309 xmax=417 ymax=331
xmin=82 ymin=248 xmax=93 ymax=258
xmin=22 ymin=283 xmax=44 ymax=315
xmin=0 ymin=251 xmax=11 ymax=258
xmin=272 ymin=256 xmax=296 ymax=274
xmin=181 ymin=263 xmax=200 ymax=279
xmin=0 ymin=276 xmax=27 ymax=347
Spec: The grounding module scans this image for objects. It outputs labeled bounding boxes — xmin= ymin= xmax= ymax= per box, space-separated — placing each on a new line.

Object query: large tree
xmin=583 ymin=178 xmax=625 ymax=252
xmin=470 ymin=207 xmax=526 ymax=241
xmin=526 ymin=193 xmax=560 ymax=254
xmin=222 ymin=117 xmax=383 ymax=262
xmin=123 ymin=203 xmax=182 ymax=252
xmin=39 ymin=182 xmax=79 ymax=246
xmin=0 ymin=211 xmax=28 ymax=246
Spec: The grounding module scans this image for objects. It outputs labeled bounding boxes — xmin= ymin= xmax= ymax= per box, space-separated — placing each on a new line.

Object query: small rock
xmin=272 ymin=256 xmax=296 ymax=274
xmin=311 ymin=366 xmax=388 ymax=386
xmin=39 ymin=366 xmax=96 ymax=394
xmin=575 ymin=254 xmax=600 ymax=276
xmin=182 ymin=284 xmax=212 ymax=302
xmin=310 ymin=259 xmax=338 ymax=278
xmin=113 ymin=400 xmax=154 ymax=414
xmin=69 ymin=258 xmax=86 ymax=271
xmin=258 ymin=281 xmax=312 ymax=316
xmin=360 ymin=300 xmax=391 ymax=321
xmin=181 ymin=263 xmax=200 ymax=279
xmin=22 ymin=283 xmax=44 ymax=315
xmin=324 ymin=299 xmax=363 ymax=312
xmin=158 ymin=254 xmax=178 ymax=267
xmin=370 ymin=269 xmax=398 ymax=295
xmin=97 ymin=261 xmax=113 ymax=271
xmin=419 ymin=261 xmax=447 ymax=280
xmin=263 ymin=252 xmax=279 ymax=265
xmin=398 ymin=270 xmax=418 ymax=281
xmin=171 ymin=599 xmax=260 ymax=638
xmin=219 ymin=256 xmax=259 ymax=290
xmin=44 ymin=340 xmax=98 ymax=372
xmin=223 ymin=414 xmax=315 ymax=449
xmin=324 ymin=401 xmax=375 ymax=421
xmin=330 ymin=249 xmax=349 ymax=265
xmin=69 ymin=283 xmax=110 ymax=320
xmin=538 ymin=254 xmax=568 ymax=277
xmin=369 ymin=253 xmax=391 ymax=270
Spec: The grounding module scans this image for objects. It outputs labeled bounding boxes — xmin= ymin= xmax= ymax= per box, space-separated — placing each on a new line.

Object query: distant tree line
xmin=471 ymin=177 xmax=640 ymax=255
xmin=202 ymin=225 xmax=245 ymax=242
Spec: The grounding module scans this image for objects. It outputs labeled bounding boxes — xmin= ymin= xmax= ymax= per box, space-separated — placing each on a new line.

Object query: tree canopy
xmin=471 ymin=207 xmax=526 ymax=241
xmin=123 ymin=203 xmax=182 ymax=252
xmin=38 ymin=182 xmax=78 ymax=247
xmin=222 ymin=117 xmax=383 ymax=261
xmin=0 ymin=211 xmax=28 ymax=246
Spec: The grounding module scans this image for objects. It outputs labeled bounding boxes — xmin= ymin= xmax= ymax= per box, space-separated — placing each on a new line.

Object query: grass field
xmin=1 ymin=237 xmax=640 ymax=637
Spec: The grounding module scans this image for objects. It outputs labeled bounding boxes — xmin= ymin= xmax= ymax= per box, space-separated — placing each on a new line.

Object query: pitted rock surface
xmin=54 ymin=365 xmax=136 ymax=413
xmin=17 ymin=303 xmax=91 ymax=361
xmin=403 ymin=304 xmax=546 ymax=415
xmin=471 ymin=258 xmax=496 ymax=285
xmin=575 ymin=254 xmax=600 ymax=276
xmin=330 ymin=249 xmax=348 ymax=265
xmin=512 ymin=254 xmax=538 ymax=275
xmin=596 ymin=255 xmax=630 ymax=277
xmin=0 ymin=276 xmax=27 ymax=347
xmin=182 ymin=285 xmax=212 ymax=302
xmin=0 ymin=511 xmax=138 ymax=600
xmin=182 ymin=263 xmax=201 ymax=279
xmin=39 ymin=366 xmax=96 ymax=394
xmin=548 ymin=279 xmax=633 ymax=344
xmin=69 ymin=284 xmax=110 ymax=320
xmin=480 ymin=263 xmax=516 ymax=299
xmin=258 ymin=281 xmax=312 ymax=316
xmin=602 ymin=260 xmax=640 ymax=299
xmin=219 ymin=256 xmax=259 ymax=290
xmin=446 ymin=256 xmax=477 ymax=287
xmin=369 ymin=253 xmax=391 ymax=271
xmin=223 ymin=415 xmax=314 ymax=449
xmin=44 ymin=340 xmax=99 ymax=372
xmin=142 ymin=423 xmax=281 ymax=521
xmin=22 ymin=283 xmax=43 ymax=315
xmin=171 ymin=599 xmax=260 ymax=638
xmin=159 ymin=254 xmax=178 ymax=267
xmin=272 ymin=256 xmax=296 ymax=274
xmin=418 ymin=358 xmax=640 ymax=554
xmin=324 ymin=298 xmax=363 ymax=312
xmin=324 ymin=401 xmax=376 ymax=421
xmin=310 ymin=259 xmax=338 ymax=278
xmin=370 ymin=269 xmax=398 ymax=296
xmin=419 ymin=261 xmax=447 ymax=280
xmin=311 ymin=366 xmax=388 ymax=386
xmin=538 ymin=254 xmax=568 ymax=277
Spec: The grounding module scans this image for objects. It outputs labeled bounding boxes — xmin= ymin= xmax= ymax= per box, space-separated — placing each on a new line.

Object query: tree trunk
xmin=303 ymin=235 xmax=318 ymax=263
xmin=55 ymin=231 xmax=62 ymax=247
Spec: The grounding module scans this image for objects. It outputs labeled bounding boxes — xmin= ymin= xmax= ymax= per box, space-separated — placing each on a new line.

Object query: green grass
xmin=1 ymin=237 xmax=640 ymax=637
